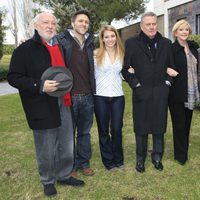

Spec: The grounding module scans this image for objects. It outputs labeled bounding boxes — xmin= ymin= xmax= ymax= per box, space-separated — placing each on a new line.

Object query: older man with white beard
xmin=7 ymin=12 xmax=85 ymax=197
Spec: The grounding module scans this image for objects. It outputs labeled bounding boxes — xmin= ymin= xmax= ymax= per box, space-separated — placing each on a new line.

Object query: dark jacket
xmin=7 ymin=30 xmax=61 ymax=130
xmin=169 ymin=40 xmax=199 ymax=102
xmin=122 ymin=32 xmax=174 ymax=135
xmin=57 ymin=29 xmax=96 ymax=94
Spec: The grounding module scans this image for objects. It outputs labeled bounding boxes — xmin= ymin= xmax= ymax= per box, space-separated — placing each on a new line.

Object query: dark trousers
xmin=135 ymin=134 xmax=164 ymax=163
xmin=169 ymin=102 xmax=193 ymax=163
xmin=94 ymin=95 xmax=125 ymax=169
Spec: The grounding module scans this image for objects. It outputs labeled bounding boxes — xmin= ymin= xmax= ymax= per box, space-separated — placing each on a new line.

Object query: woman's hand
xmin=167 ymin=68 xmax=178 ymax=77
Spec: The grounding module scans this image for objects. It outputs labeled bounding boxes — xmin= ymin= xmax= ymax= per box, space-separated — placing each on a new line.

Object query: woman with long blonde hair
xmin=94 ymin=25 xmax=125 ymax=171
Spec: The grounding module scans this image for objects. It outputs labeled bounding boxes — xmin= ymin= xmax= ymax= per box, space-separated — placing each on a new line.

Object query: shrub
xmin=0 ymin=54 xmax=10 ymax=81
xmin=0 ymin=68 xmax=8 ymax=81
xmin=3 ymin=44 xmax=15 ymax=55
xmin=189 ymin=34 xmax=200 ymax=46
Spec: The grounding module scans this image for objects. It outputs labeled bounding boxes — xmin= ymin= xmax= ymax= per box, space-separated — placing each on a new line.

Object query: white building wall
xmin=153 ymin=0 xmax=164 ymax=16
xmin=152 ymin=0 xmax=194 ymax=37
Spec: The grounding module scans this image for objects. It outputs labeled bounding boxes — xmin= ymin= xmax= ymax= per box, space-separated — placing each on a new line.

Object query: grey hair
xmin=33 ymin=12 xmax=57 ymax=25
xmin=141 ymin=11 xmax=157 ymax=23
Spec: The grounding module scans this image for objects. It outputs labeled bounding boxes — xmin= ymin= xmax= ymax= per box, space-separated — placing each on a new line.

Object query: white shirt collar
xmin=68 ymin=29 xmax=89 ymax=40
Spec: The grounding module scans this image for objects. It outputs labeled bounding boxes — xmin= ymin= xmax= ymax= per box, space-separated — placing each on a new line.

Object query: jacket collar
xmin=32 ymin=30 xmax=43 ymax=43
xmin=173 ymin=39 xmax=198 ymax=51
xmin=68 ymin=29 xmax=89 ymax=40
xmin=137 ymin=31 xmax=163 ymax=61
xmin=63 ymin=28 xmax=94 ymax=46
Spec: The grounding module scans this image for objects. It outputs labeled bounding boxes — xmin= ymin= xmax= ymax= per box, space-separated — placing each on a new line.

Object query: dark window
xmin=196 ymin=14 xmax=200 ymax=34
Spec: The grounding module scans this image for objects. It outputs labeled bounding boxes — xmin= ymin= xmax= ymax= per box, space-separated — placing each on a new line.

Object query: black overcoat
xmin=122 ymin=32 xmax=174 ymax=135
xmin=169 ymin=40 xmax=199 ymax=103
xmin=7 ymin=31 xmax=61 ymax=130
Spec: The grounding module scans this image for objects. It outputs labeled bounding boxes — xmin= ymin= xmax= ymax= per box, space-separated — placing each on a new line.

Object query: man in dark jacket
xmin=57 ymin=10 xmax=95 ymax=178
xmin=122 ymin=11 xmax=174 ymax=173
xmin=7 ymin=12 xmax=84 ymax=197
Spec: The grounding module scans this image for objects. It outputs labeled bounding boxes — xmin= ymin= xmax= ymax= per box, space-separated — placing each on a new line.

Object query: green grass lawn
xmin=0 ymin=85 xmax=200 ymax=200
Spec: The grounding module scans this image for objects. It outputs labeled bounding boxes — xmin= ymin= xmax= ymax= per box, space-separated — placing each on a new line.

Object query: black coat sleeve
xmin=166 ymin=40 xmax=176 ymax=83
xmin=7 ymin=46 xmax=42 ymax=94
xmin=121 ymin=39 xmax=140 ymax=89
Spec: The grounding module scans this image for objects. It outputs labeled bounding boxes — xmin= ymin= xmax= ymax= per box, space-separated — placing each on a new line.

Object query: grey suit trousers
xmin=33 ymin=97 xmax=74 ymax=185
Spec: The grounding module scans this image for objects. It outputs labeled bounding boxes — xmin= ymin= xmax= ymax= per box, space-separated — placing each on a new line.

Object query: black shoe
xmin=43 ymin=184 xmax=57 ymax=197
xmin=135 ymin=162 xmax=145 ymax=173
xmin=152 ymin=160 xmax=163 ymax=171
xmin=57 ymin=177 xmax=85 ymax=187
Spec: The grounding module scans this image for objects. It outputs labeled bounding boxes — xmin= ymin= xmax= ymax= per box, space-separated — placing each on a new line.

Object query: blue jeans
xmin=72 ymin=94 xmax=94 ymax=170
xmin=94 ymin=95 xmax=125 ymax=169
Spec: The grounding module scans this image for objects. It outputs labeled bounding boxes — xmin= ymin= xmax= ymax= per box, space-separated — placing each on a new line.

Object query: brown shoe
xmin=71 ymin=171 xmax=78 ymax=178
xmin=82 ymin=168 xmax=95 ymax=176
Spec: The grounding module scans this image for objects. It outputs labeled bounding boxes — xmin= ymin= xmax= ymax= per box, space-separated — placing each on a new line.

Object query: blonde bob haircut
xmin=95 ymin=25 xmax=124 ymax=66
xmin=172 ymin=19 xmax=192 ymax=40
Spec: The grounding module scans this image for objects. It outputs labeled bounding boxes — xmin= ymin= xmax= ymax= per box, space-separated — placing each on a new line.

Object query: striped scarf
xmin=184 ymin=52 xmax=200 ymax=110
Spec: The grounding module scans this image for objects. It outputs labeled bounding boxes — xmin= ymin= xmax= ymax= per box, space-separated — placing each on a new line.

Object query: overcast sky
xmin=1 ymin=0 xmax=153 ymax=44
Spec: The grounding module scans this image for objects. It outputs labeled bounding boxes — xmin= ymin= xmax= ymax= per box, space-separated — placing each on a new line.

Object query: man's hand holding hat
xmin=41 ymin=66 xmax=73 ymax=97
xmin=43 ymin=80 xmax=60 ymax=93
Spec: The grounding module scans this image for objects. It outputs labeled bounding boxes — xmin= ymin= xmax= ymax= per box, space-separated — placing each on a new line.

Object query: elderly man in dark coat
xmin=122 ymin=11 xmax=175 ymax=173
xmin=7 ymin=12 xmax=84 ymax=197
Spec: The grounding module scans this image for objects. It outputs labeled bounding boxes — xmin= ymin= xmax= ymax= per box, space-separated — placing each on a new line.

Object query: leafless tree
xmin=7 ymin=0 xmax=18 ymax=47
xmin=19 ymin=0 xmax=35 ymax=40
xmin=7 ymin=0 xmax=35 ymax=46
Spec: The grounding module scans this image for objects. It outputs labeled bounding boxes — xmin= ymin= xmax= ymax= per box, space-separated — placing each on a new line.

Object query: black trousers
xmin=135 ymin=134 xmax=164 ymax=163
xmin=169 ymin=102 xmax=193 ymax=163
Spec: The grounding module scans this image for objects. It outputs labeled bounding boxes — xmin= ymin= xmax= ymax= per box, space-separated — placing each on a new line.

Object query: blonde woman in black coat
xmin=169 ymin=20 xmax=199 ymax=165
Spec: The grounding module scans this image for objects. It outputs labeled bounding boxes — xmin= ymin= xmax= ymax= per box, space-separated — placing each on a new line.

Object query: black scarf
xmin=140 ymin=31 xmax=159 ymax=60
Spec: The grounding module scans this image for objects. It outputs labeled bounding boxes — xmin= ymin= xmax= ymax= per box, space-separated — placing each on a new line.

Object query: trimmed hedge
xmin=3 ymin=44 xmax=15 ymax=55
xmin=0 ymin=68 xmax=8 ymax=81
xmin=0 ymin=54 xmax=10 ymax=81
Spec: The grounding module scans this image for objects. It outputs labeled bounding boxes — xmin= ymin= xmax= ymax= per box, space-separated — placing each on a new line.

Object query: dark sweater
xmin=70 ymin=39 xmax=91 ymax=95
xmin=57 ymin=29 xmax=96 ymax=94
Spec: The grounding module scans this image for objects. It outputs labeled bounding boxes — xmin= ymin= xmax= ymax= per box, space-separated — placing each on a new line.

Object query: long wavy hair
xmin=95 ymin=25 xmax=124 ymax=66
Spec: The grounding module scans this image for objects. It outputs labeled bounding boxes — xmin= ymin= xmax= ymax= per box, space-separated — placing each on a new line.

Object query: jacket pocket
xmin=133 ymin=86 xmax=145 ymax=102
